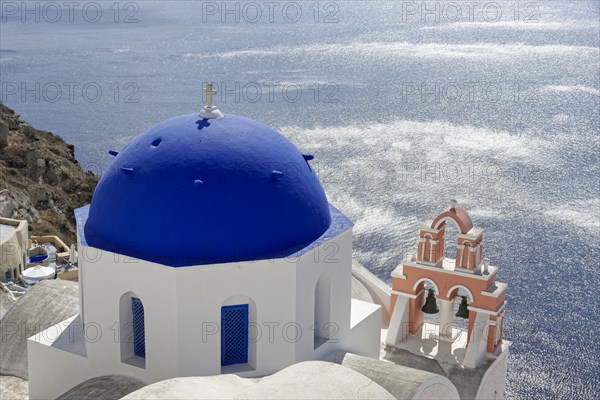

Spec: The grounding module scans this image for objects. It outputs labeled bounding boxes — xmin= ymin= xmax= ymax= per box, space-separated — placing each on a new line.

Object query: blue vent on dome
xmin=132 ymin=297 xmax=145 ymax=358
xmin=221 ymin=304 xmax=248 ymax=366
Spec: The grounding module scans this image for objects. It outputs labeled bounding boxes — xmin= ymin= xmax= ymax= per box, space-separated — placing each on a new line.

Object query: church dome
xmin=84 ymin=113 xmax=331 ymax=267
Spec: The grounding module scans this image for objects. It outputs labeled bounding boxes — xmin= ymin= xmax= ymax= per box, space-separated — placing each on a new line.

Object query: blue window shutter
xmin=221 ymin=304 xmax=248 ymax=366
xmin=131 ymin=297 xmax=145 ymax=358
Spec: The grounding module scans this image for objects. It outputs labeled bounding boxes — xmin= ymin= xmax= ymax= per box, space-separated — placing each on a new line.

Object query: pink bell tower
xmin=385 ymin=201 xmax=508 ymax=369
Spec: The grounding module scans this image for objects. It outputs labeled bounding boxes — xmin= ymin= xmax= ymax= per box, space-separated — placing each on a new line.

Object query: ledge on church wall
xmin=122 ymin=355 xmax=146 ymax=369
xmin=221 ymin=362 xmax=255 ymax=375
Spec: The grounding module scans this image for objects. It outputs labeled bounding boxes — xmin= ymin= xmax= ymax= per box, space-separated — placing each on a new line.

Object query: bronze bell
xmin=421 ymin=289 xmax=439 ymax=314
xmin=455 ymin=296 xmax=470 ymax=319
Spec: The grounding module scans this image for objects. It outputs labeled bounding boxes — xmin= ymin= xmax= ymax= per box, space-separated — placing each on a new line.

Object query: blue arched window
xmin=131 ymin=297 xmax=145 ymax=358
xmin=314 ymin=273 xmax=331 ymax=349
xmin=221 ymin=304 xmax=248 ymax=366
xmin=120 ymin=292 xmax=146 ymax=367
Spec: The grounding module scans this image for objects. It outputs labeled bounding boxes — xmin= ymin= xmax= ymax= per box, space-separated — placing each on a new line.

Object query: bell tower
xmin=385 ymin=201 xmax=507 ymax=369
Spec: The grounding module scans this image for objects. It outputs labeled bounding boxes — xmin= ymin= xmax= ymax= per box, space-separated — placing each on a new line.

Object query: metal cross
xmin=204 ymin=82 xmax=217 ymax=108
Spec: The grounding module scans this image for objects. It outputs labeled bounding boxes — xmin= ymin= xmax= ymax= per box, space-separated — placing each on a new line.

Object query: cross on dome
xmin=199 ymin=81 xmax=224 ymax=119
xmin=204 ymin=82 xmax=217 ymax=108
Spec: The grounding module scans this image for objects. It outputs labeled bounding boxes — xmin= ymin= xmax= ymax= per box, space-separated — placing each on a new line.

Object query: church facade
xmin=26 ymin=99 xmax=381 ymax=399
xmin=25 ymin=88 xmax=511 ymax=399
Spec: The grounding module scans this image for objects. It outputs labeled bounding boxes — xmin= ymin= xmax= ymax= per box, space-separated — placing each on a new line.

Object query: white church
xmin=26 ymin=85 xmax=510 ymax=399
xmin=26 ymin=86 xmax=382 ymax=399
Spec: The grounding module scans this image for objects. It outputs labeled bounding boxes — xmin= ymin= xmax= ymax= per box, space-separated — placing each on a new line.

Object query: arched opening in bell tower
xmin=446 ymin=285 xmax=474 ymax=337
xmin=413 ymin=278 xmax=441 ymax=329
xmin=442 ymin=220 xmax=460 ymax=266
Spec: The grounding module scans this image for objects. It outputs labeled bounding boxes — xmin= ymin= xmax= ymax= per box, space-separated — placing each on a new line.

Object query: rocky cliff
xmin=0 ymin=103 xmax=98 ymax=246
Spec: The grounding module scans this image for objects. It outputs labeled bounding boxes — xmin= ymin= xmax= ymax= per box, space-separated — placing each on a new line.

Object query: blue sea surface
xmin=1 ymin=1 xmax=599 ymax=398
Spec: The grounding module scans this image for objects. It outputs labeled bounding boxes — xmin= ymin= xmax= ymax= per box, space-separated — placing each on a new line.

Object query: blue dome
xmin=84 ymin=114 xmax=331 ymax=267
